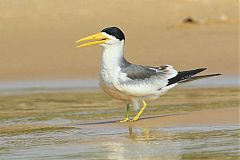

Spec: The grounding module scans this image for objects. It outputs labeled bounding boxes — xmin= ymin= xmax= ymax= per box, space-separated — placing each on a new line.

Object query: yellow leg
xmin=119 ymin=104 xmax=130 ymax=122
xmin=131 ymin=100 xmax=147 ymax=122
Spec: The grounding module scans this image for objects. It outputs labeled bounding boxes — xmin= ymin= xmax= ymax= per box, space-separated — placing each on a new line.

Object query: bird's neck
xmin=101 ymin=41 xmax=125 ymax=69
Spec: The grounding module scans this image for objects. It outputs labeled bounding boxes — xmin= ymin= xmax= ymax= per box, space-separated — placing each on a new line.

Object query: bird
xmin=75 ymin=27 xmax=221 ymax=122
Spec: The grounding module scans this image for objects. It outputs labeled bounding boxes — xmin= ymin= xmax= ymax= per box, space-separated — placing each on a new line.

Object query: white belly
xmin=99 ymin=73 xmax=129 ymax=101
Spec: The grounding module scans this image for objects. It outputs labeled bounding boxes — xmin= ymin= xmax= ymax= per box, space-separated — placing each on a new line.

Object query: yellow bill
xmin=75 ymin=32 xmax=109 ymax=48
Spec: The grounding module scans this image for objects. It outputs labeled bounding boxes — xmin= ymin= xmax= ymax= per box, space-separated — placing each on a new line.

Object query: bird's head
xmin=75 ymin=27 xmax=125 ymax=48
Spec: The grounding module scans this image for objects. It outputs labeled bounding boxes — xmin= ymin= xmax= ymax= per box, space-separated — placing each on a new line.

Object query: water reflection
xmin=128 ymin=127 xmax=153 ymax=141
xmin=123 ymin=125 xmax=240 ymax=159
xmin=1 ymin=124 xmax=239 ymax=160
xmin=102 ymin=127 xmax=184 ymax=160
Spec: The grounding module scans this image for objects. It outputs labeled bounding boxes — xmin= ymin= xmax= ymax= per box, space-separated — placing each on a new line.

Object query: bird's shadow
xmin=76 ymin=113 xmax=183 ymax=126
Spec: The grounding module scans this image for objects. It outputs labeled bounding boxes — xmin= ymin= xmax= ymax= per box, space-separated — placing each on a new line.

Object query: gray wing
xmin=121 ymin=64 xmax=172 ymax=80
xmin=118 ymin=62 xmax=179 ymax=96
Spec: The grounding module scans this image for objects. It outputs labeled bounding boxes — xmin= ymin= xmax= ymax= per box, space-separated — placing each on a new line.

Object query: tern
xmin=76 ymin=27 xmax=220 ymax=122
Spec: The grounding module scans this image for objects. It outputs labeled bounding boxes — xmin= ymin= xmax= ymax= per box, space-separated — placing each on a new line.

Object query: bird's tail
xmin=178 ymin=73 xmax=221 ymax=84
xmin=167 ymin=68 xmax=221 ymax=85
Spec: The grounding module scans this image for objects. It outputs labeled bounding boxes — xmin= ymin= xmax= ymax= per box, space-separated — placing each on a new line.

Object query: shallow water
xmin=1 ymin=124 xmax=239 ymax=160
xmin=0 ymin=88 xmax=239 ymax=160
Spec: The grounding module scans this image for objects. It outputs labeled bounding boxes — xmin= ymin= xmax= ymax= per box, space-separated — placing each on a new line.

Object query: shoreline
xmin=0 ymin=76 xmax=239 ymax=94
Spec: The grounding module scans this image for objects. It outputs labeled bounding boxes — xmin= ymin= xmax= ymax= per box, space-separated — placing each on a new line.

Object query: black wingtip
xmin=198 ymin=68 xmax=207 ymax=72
xmin=204 ymin=73 xmax=222 ymax=76
xmin=167 ymin=68 xmax=219 ymax=86
xmin=196 ymin=73 xmax=222 ymax=78
xmin=177 ymin=73 xmax=222 ymax=84
xmin=195 ymin=69 xmax=222 ymax=77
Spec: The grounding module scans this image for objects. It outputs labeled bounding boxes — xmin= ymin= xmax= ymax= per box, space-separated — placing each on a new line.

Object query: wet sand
xmin=0 ymin=87 xmax=239 ymax=133
xmin=114 ymin=107 xmax=239 ymax=128
xmin=0 ymin=87 xmax=239 ymax=159
xmin=1 ymin=107 xmax=238 ymax=136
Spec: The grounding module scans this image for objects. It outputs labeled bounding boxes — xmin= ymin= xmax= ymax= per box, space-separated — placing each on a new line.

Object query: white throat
xmin=101 ymin=40 xmax=125 ymax=69
xmin=100 ymin=40 xmax=125 ymax=86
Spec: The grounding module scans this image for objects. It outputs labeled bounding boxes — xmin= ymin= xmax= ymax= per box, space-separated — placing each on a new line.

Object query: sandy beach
xmin=0 ymin=0 xmax=239 ymax=81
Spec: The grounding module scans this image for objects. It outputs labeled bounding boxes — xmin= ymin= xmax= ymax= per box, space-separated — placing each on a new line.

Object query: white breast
xmin=99 ymin=41 xmax=129 ymax=101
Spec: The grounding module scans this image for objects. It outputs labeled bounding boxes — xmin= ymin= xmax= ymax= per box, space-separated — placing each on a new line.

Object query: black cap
xmin=101 ymin=27 xmax=125 ymax=40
